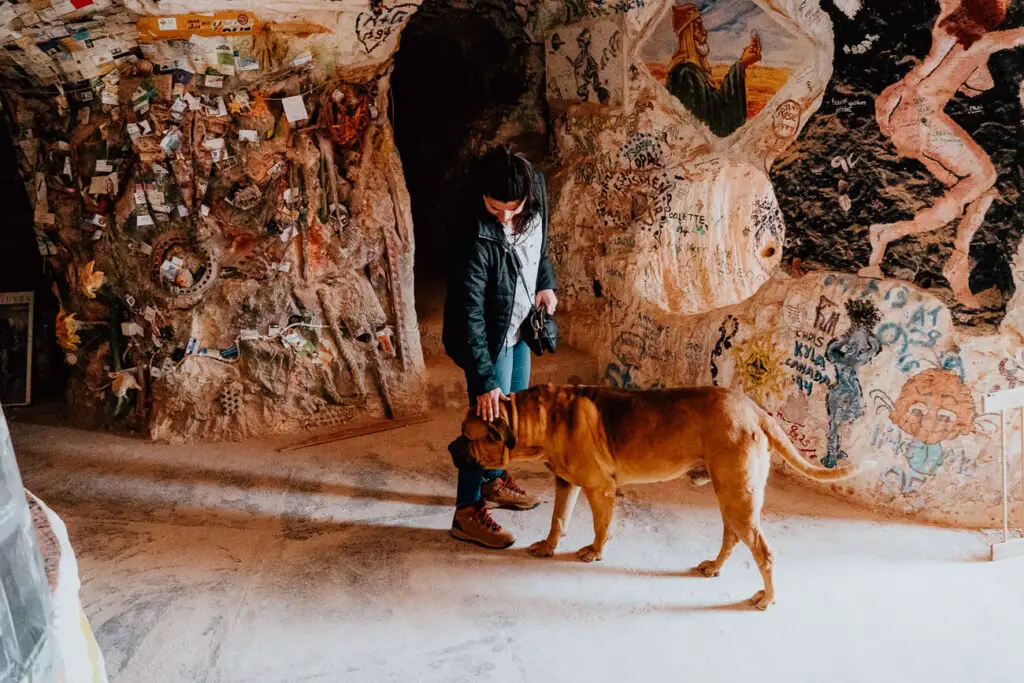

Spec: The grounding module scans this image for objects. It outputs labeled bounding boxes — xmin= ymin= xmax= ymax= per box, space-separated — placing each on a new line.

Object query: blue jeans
xmin=455 ymin=341 xmax=532 ymax=507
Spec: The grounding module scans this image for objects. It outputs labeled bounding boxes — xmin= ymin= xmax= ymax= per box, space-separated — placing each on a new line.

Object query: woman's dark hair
xmin=478 ymin=145 xmax=537 ymax=234
xmin=940 ymin=0 xmax=1008 ymax=48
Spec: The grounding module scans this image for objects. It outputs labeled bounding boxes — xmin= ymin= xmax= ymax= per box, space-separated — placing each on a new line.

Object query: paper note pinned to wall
xmin=281 ymin=95 xmax=308 ymax=123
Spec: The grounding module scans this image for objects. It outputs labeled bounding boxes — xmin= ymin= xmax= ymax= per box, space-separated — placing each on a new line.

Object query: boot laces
xmin=474 ymin=505 xmax=502 ymax=532
xmin=499 ymin=474 xmax=526 ymax=497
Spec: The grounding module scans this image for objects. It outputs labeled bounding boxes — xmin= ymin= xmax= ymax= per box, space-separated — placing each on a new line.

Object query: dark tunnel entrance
xmin=390 ymin=1 xmax=547 ymax=357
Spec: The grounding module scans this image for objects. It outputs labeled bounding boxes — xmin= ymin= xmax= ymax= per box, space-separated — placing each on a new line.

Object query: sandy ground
xmin=10 ymin=411 xmax=1024 ymax=683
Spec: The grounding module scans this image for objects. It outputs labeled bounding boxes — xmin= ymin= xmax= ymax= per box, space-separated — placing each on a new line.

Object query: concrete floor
xmin=9 ymin=411 xmax=1024 ymax=683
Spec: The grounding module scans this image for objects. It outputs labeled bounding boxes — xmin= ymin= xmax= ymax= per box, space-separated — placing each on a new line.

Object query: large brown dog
xmin=461 ymin=384 xmax=871 ymax=610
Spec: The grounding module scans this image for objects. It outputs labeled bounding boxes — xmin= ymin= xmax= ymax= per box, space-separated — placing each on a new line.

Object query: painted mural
xmin=861 ymin=0 xmax=1024 ymax=309
xmin=871 ymin=368 xmax=994 ymax=493
xmin=640 ymin=0 xmax=802 ymax=136
xmin=534 ymin=0 xmax=1024 ymax=526
xmin=772 ymin=0 xmax=1024 ymax=324
xmin=546 ymin=18 xmax=626 ymax=107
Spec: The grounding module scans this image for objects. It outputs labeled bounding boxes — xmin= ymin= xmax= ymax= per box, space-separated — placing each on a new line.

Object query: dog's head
xmin=461 ymin=407 xmax=517 ymax=470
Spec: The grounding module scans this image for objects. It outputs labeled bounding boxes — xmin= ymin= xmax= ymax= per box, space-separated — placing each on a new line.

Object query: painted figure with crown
xmin=666 ymin=2 xmax=762 ymax=137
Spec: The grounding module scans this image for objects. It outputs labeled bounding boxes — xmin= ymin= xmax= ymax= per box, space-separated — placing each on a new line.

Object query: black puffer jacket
xmin=442 ymin=170 xmax=557 ymax=397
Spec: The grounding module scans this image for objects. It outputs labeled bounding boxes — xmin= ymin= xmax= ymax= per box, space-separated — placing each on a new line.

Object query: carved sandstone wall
xmin=1 ymin=1 xmax=425 ymax=440
xmin=544 ymin=0 xmax=1024 ymax=527
xmin=4 ymin=0 xmax=1024 ymax=527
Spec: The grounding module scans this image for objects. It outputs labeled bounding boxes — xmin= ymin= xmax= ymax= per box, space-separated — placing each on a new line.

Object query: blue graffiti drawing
xmin=605 ymin=362 xmax=641 ymax=389
xmin=605 ymin=331 xmax=664 ymax=391
xmin=823 ymin=299 xmax=881 ymax=469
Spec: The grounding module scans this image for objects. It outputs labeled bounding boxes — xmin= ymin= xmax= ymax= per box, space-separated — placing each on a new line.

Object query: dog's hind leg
xmin=706 ymin=442 xmax=775 ymax=610
xmin=529 ymin=476 xmax=581 ymax=558
xmin=576 ymin=483 xmax=616 ymax=562
xmin=736 ymin=522 xmax=775 ymax=611
xmin=720 ymin=493 xmax=775 ymax=611
xmin=697 ymin=510 xmax=739 ymax=578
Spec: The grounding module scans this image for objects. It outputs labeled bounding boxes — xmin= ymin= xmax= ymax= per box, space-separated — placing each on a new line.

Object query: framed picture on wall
xmin=0 ymin=292 xmax=33 ymax=407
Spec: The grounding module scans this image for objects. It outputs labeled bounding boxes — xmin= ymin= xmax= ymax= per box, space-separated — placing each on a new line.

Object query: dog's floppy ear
xmin=492 ymin=417 xmax=516 ymax=449
xmin=462 ymin=414 xmax=492 ymax=442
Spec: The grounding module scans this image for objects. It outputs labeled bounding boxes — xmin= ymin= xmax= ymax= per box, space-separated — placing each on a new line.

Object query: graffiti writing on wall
xmin=355 ymin=2 xmax=416 ymax=54
xmin=786 ymin=332 xmax=831 ymax=397
xmin=597 ymin=167 xmax=676 ymax=238
xmin=576 ymin=153 xmax=615 ymax=185
xmin=618 ymin=132 xmax=665 ymax=169
xmin=605 ymin=329 xmax=666 ymax=390
xmin=813 ymin=294 xmax=840 ymax=335
xmin=748 ymin=196 xmax=785 ymax=246
xmin=997 ymin=354 xmax=1024 ymax=390
xmin=772 ymin=99 xmax=801 ymax=139
xmin=830 ymin=151 xmax=862 ymax=214
xmin=876 ymin=304 xmax=964 ymax=379
xmin=563 ymin=0 xmax=647 ymax=23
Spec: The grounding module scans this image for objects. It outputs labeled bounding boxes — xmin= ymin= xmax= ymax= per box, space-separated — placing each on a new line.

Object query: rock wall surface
xmin=1 ymin=0 xmax=426 ymax=440
xmin=4 ymin=0 xmax=1024 ymax=527
xmin=544 ymin=0 xmax=1024 ymax=527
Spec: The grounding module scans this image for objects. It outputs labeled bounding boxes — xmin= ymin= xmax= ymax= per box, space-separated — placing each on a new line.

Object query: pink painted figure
xmin=860 ymin=0 xmax=1024 ymax=308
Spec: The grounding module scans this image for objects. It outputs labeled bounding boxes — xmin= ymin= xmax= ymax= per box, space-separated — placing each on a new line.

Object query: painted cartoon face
xmin=890 ymin=369 xmax=975 ymax=445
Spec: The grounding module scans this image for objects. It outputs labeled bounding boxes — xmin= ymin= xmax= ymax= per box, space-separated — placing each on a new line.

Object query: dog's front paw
xmin=697 ymin=560 xmax=720 ymax=577
xmin=749 ymin=590 xmax=774 ymax=611
xmin=576 ymin=545 xmax=602 ymax=562
xmin=528 ymin=539 xmax=557 ymax=558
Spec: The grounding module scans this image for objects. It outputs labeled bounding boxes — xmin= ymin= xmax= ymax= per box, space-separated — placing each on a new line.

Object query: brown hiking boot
xmin=482 ymin=473 xmax=540 ymax=510
xmin=450 ymin=503 xmax=515 ymax=549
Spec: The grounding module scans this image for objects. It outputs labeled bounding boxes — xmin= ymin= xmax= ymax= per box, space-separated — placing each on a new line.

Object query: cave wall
xmin=4 ymin=0 xmax=1024 ymax=525
xmin=541 ymin=0 xmax=1024 ymax=527
xmin=392 ymin=0 xmax=548 ymax=276
xmin=0 ymin=0 xmax=425 ymax=441
xmin=772 ymin=0 xmax=1024 ymax=326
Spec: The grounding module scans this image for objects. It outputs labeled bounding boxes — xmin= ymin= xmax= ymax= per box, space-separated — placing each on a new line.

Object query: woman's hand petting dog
xmin=476 ymin=388 xmax=509 ymax=422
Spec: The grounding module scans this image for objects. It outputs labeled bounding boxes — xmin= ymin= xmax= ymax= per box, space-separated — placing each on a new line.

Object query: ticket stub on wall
xmin=545 ymin=14 xmax=628 ymax=112
xmin=136 ymin=11 xmax=257 ymax=42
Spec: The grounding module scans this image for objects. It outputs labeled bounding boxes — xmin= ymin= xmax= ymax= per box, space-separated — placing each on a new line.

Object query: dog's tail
xmin=753 ymin=403 xmax=875 ymax=482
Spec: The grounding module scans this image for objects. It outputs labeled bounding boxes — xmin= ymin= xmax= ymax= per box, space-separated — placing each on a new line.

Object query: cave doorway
xmin=390 ymin=0 xmax=547 ymax=357
xmin=0 ymin=112 xmax=67 ymax=409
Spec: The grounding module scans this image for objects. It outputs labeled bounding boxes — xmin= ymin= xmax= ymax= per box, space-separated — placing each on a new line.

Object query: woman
xmin=442 ymin=146 xmax=558 ymax=549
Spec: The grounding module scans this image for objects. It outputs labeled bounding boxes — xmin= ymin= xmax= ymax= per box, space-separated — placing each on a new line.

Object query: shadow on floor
xmin=18 ymin=450 xmax=458 ymax=509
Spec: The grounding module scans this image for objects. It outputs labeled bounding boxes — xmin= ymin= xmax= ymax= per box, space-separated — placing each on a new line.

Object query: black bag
xmin=513 ymin=257 xmax=558 ymax=356
xmin=509 ymin=158 xmax=558 ymax=357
